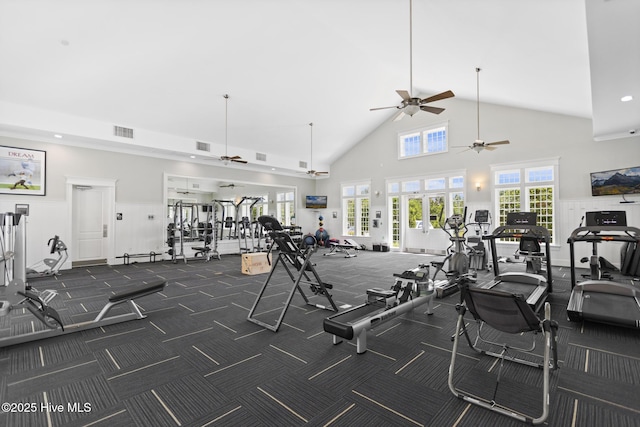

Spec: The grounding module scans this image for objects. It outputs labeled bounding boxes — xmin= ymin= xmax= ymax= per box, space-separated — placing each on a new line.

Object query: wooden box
xmin=241 ymin=252 xmax=272 ymax=275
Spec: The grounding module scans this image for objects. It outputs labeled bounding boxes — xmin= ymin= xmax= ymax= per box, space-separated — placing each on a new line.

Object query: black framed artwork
xmin=0 ymin=145 xmax=46 ymax=196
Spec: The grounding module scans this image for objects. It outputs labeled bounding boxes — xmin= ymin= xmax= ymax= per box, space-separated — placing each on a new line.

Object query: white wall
xmin=2 ymin=98 xmax=639 ymax=269
xmin=315 ymin=97 xmax=640 ymax=266
xmin=0 ymin=135 xmax=317 ymax=267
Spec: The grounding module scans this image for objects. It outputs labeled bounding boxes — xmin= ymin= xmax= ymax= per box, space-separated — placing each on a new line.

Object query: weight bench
xmin=0 ymin=279 xmax=167 ymax=348
xmin=324 ymin=239 xmax=360 ymax=258
xmin=95 ymin=279 xmax=167 ymax=321
xmin=449 ymin=283 xmax=559 ymax=425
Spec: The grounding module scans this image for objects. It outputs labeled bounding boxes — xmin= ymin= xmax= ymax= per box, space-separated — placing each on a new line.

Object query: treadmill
xmin=479 ymin=212 xmax=552 ymax=313
xmin=567 ymin=211 xmax=640 ymax=329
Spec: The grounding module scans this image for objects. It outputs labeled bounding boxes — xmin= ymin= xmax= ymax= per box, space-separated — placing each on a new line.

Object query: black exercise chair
xmin=449 ymin=282 xmax=559 ymax=425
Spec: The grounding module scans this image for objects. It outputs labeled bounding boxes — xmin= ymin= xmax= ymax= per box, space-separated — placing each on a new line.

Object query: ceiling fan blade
xmin=393 ymin=110 xmax=406 ymax=122
xmin=315 ymin=171 xmax=329 ymax=176
xmin=370 ymin=105 xmax=400 ymax=111
xmin=486 ymin=140 xmax=510 ymax=146
xmin=484 ymin=146 xmax=498 ymax=151
xmin=231 ymin=158 xmax=248 ymax=164
xmin=420 ymin=105 xmax=445 ymax=115
xmin=396 ymin=90 xmax=411 ymax=101
xmin=420 ymin=90 xmax=455 ymax=104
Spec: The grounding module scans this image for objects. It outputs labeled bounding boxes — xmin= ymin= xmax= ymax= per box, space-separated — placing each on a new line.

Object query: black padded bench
xmin=96 ymin=279 xmax=166 ymax=321
xmin=109 ymin=280 xmax=167 ymax=303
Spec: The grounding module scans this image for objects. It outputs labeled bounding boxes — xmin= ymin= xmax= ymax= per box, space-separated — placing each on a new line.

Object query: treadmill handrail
xmin=483 ymin=223 xmax=553 ymax=291
xmin=482 ymin=224 xmax=551 ymax=242
xmin=567 ymin=225 xmax=640 ymax=244
xmin=567 ymin=224 xmax=640 ymax=290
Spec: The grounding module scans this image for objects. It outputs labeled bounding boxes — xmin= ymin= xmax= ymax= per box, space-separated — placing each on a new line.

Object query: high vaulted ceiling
xmin=0 ymin=0 xmax=637 ymax=175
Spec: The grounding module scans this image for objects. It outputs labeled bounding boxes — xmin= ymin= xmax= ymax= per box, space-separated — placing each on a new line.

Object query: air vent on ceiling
xmin=299 ymin=160 xmax=308 ymax=169
xmin=256 ymin=152 xmax=267 ymax=162
xmin=192 ymin=183 xmax=200 ymax=189
xmin=114 ymin=125 xmax=134 ymax=139
xmin=196 ymin=141 xmax=210 ymax=152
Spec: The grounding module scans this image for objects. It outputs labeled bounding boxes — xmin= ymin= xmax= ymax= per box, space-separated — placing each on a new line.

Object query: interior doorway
xmin=66 ymin=177 xmax=116 ymax=267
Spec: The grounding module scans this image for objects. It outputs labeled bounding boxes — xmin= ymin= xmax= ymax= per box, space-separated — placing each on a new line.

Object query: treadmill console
xmin=506 ymin=212 xmax=537 ymax=226
xmin=585 ymin=211 xmax=627 ymax=227
xmin=474 ymin=209 xmax=489 ymax=223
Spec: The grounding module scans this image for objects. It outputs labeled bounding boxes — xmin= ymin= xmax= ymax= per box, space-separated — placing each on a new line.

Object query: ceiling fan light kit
xmin=452 ymin=67 xmax=511 ymax=154
xmin=370 ymin=0 xmax=454 ymax=120
xmin=303 ymin=122 xmax=329 ymax=177
xmin=218 ymin=94 xmax=247 ymax=165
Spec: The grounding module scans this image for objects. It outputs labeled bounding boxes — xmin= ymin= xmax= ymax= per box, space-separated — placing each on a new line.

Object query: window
xmin=408 ymin=196 xmax=423 ymax=229
xmin=403 ymin=180 xmax=421 ymax=192
xmin=398 ymin=123 xmax=449 ymax=159
xmin=401 ymin=133 xmax=421 ymax=157
xmin=428 ymin=194 xmax=445 ymax=228
xmin=425 ymin=174 xmax=465 ymax=223
xmin=426 ymin=127 xmax=447 ymax=153
xmin=493 ymin=160 xmax=557 ymax=242
xmin=251 ymin=195 xmax=268 ymax=220
xmin=276 ymin=191 xmax=295 ymax=226
xmin=451 ymin=191 xmax=465 ymax=216
xmin=390 ymin=195 xmax=400 ymax=248
xmin=388 ymin=182 xmax=400 ymax=193
xmin=342 ymin=182 xmax=370 ymax=237
xmin=427 ymin=178 xmax=446 ymax=191
xmin=386 ymin=172 xmax=465 ymax=236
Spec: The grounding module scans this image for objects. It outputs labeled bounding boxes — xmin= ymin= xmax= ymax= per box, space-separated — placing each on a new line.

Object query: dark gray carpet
xmin=1 ymin=248 xmax=639 ymax=426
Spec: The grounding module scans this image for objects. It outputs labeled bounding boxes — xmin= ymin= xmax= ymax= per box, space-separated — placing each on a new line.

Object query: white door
xmin=72 ymin=186 xmax=108 ymax=264
xmin=403 ymin=194 xmax=427 ymax=252
xmin=399 ymin=193 xmax=450 ymax=253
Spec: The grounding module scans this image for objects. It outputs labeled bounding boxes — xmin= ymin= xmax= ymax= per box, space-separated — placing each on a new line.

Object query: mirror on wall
xmin=164 ymin=174 xmax=298 ymax=228
xmin=163 ymin=174 xmax=298 ymax=259
xmin=165 ymin=175 xmax=295 ymax=210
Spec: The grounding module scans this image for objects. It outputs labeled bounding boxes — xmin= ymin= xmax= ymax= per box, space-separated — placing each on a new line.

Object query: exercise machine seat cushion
xmin=109 ymin=280 xmax=166 ymax=303
xmin=463 ymin=286 xmax=541 ymax=334
xmin=258 ymin=215 xmax=284 ymax=231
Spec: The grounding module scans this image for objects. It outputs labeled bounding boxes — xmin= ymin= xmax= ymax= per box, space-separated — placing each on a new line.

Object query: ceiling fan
xmin=370 ymin=0 xmax=454 ymax=121
xmin=219 ymin=183 xmax=243 ymax=189
xmin=302 ymin=122 xmax=328 ymax=177
xmin=217 ymin=94 xmax=247 ymax=164
xmin=456 ymin=68 xmax=510 ymax=153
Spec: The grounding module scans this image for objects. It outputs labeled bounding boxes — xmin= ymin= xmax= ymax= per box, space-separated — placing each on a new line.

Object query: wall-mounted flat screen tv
xmin=590 ymin=166 xmax=640 ymax=196
xmin=305 ymin=195 xmax=327 ymax=209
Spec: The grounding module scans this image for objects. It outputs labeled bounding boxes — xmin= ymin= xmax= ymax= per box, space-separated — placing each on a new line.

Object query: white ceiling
xmin=0 ymin=0 xmax=637 ymax=174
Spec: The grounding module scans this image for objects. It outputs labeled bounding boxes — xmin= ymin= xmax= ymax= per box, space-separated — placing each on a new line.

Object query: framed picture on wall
xmin=0 ymin=146 xmax=46 ymax=196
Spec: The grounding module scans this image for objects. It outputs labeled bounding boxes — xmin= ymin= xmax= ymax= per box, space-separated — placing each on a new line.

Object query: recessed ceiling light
xmin=271 ymin=168 xmax=276 ymax=171
xmin=189 ymin=155 xmax=196 ymax=159
xmin=54 ymin=134 xmax=62 ymax=138
xmin=621 ymin=95 xmax=633 ymax=102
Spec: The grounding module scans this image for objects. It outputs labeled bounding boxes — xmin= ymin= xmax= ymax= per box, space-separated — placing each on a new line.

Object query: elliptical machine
xmin=466 ymin=210 xmax=491 ymax=271
xmin=26 ymin=235 xmax=68 ymax=279
xmin=431 ymin=207 xmax=472 ymax=298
